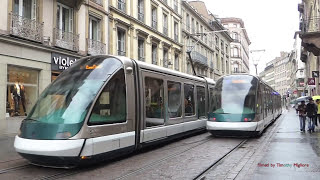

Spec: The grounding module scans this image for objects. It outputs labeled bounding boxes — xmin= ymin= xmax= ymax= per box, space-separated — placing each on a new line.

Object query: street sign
xmin=308 ymin=78 xmax=316 ymax=85
xmin=312 ymin=71 xmax=319 ymax=78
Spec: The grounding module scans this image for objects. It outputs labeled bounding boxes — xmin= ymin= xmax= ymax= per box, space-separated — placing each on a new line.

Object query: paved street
xmin=1 ymin=109 xmax=320 ymax=180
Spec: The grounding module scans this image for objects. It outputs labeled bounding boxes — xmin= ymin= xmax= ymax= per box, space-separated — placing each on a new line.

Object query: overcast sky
xmin=201 ymin=0 xmax=301 ymax=74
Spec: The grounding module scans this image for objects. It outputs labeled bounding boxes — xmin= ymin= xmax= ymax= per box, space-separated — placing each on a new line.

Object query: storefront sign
xmin=51 ymin=53 xmax=78 ymax=71
xmin=307 ymin=78 xmax=315 ymax=85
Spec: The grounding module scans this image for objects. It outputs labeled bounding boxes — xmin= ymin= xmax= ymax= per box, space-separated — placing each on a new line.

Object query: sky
xmin=201 ymin=0 xmax=301 ymax=75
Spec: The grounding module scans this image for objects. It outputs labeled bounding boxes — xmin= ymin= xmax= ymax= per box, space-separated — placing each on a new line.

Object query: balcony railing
xmin=138 ymin=13 xmax=144 ymax=22
xmin=9 ymin=13 xmax=43 ymax=43
xmin=53 ymin=28 xmax=79 ymax=51
xmin=87 ymin=38 xmax=106 ymax=55
xmin=91 ymin=0 xmax=103 ymax=5
xmin=231 ymin=54 xmax=241 ymax=58
xmin=118 ymin=50 xmax=126 ymax=56
xmin=191 ymin=51 xmax=208 ymax=66
xmin=163 ymin=27 xmax=168 ymax=36
xmin=152 ymin=20 xmax=157 ymax=29
xmin=306 ymin=16 xmax=320 ymax=32
xmin=118 ymin=0 xmax=126 ymax=12
xmin=174 ymin=34 xmax=178 ymax=42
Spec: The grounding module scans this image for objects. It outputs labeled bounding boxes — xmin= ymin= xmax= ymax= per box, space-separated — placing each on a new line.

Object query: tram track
xmin=0 ymin=164 xmax=32 ymax=175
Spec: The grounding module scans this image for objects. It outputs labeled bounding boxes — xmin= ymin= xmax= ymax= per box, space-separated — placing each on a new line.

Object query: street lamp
xmin=250 ymin=49 xmax=265 ymax=76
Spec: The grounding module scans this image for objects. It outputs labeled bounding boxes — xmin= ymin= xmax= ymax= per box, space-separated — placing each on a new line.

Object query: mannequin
xmin=10 ymin=82 xmax=27 ymax=116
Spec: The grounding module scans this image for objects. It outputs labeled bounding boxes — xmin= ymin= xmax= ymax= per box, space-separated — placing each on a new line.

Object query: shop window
xmin=88 ymin=69 xmax=126 ymax=125
xmin=184 ymin=84 xmax=195 ymax=116
xmin=168 ymin=81 xmax=182 ymax=118
xmin=145 ymin=77 xmax=164 ymax=127
xmin=6 ymin=66 xmax=39 ymax=117
xmin=197 ymin=86 xmax=206 ymax=118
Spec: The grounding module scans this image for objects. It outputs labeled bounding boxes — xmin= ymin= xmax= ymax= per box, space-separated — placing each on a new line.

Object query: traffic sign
xmin=312 ymin=71 xmax=319 ymax=78
xmin=308 ymin=78 xmax=315 ymax=85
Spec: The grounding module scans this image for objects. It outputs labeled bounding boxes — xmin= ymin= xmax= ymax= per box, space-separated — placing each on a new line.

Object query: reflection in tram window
xmin=168 ymin=81 xmax=182 ymax=118
xmin=184 ymin=84 xmax=195 ymax=116
xmin=197 ymin=86 xmax=206 ymax=118
xmin=145 ymin=77 xmax=164 ymax=127
xmin=89 ymin=69 xmax=126 ymax=125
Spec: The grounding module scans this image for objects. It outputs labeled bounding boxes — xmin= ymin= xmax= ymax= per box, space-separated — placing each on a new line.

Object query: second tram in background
xmin=207 ymin=74 xmax=282 ymax=137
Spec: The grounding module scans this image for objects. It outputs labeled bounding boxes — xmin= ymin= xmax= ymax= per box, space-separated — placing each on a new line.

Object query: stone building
xmin=0 ymin=0 xmax=109 ymax=126
xmin=221 ymin=17 xmax=251 ymax=73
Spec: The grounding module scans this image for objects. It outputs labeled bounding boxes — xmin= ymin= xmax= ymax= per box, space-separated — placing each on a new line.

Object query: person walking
xmin=298 ymin=101 xmax=307 ymax=132
xmin=316 ymin=99 xmax=320 ymax=128
xmin=306 ymin=98 xmax=317 ymax=133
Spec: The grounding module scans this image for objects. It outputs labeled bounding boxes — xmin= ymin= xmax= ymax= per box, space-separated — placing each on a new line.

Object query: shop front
xmin=6 ymin=66 xmax=39 ymax=117
xmin=51 ymin=53 xmax=78 ymax=81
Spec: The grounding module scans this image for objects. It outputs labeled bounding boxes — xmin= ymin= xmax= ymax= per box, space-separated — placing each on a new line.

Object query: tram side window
xmin=168 ymin=81 xmax=182 ymax=118
xmin=197 ymin=86 xmax=206 ymax=119
xmin=89 ymin=69 xmax=126 ymax=125
xmin=184 ymin=84 xmax=195 ymax=116
xmin=145 ymin=77 xmax=165 ymax=127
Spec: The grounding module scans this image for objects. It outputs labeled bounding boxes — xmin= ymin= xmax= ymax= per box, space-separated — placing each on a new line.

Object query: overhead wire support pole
xmin=250 ymin=49 xmax=266 ymax=76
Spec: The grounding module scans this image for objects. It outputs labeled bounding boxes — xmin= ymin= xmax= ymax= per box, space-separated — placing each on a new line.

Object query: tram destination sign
xmin=51 ymin=53 xmax=78 ymax=71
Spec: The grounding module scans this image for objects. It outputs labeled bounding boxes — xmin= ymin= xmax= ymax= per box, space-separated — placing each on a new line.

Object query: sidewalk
xmin=250 ymin=108 xmax=320 ymax=179
xmin=0 ymin=116 xmax=24 ymax=137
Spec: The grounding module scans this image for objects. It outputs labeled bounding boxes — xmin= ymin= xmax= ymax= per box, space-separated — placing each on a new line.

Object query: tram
xmin=207 ymin=74 xmax=282 ymax=137
xmin=14 ymin=55 xmax=215 ymax=168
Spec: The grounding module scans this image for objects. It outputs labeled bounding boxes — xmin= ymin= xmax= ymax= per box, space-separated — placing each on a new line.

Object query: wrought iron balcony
xmin=118 ymin=0 xmax=126 ymax=12
xmin=91 ymin=0 xmax=103 ymax=5
xmin=118 ymin=50 xmax=126 ymax=56
xmin=87 ymin=38 xmax=106 ymax=55
xmin=152 ymin=20 xmax=157 ymax=29
xmin=53 ymin=28 xmax=79 ymax=51
xmin=138 ymin=13 xmax=144 ymax=22
xmin=163 ymin=27 xmax=168 ymax=36
xmin=174 ymin=34 xmax=178 ymax=42
xmin=191 ymin=51 xmax=208 ymax=67
xmin=306 ymin=16 xmax=320 ymax=33
xmin=9 ymin=13 xmax=43 ymax=43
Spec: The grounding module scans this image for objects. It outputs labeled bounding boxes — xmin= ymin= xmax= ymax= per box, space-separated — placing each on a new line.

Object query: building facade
xmin=185 ymin=1 xmax=232 ymax=80
xmin=221 ymin=17 xmax=251 ymax=74
xmin=0 ymin=0 xmax=109 ymax=124
xmin=298 ymin=0 xmax=320 ymax=96
xmin=274 ymin=52 xmax=290 ymax=97
xmin=109 ymin=0 xmax=183 ymax=70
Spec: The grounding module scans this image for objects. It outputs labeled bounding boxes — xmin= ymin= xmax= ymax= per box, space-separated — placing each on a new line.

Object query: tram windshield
xmin=20 ymin=56 xmax=123 ymax=139
xmin=212 ymin=75 xmax=257 ymax=114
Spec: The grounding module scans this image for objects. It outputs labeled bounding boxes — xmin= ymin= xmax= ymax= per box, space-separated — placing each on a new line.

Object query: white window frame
xmin=89 ymin=16 xmax=101 ymax=41
xmin=14 ymin=0 xmax=37 ymax=20
xmin=57 ymin=3 xmax=73 ymax=33
xmin=117 ymin=27 xmax=126 ymax=55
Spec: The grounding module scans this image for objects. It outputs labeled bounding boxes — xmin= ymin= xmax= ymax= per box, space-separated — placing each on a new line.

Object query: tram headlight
xmin=55 ymin=132 xmax=72 ymax=139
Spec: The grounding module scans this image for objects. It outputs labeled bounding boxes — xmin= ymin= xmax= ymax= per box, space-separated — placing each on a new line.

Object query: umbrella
xmin=312 ymin=95 xmax=320 ymax=100
xmin=296 ymin=96 xmax=311 ymax=102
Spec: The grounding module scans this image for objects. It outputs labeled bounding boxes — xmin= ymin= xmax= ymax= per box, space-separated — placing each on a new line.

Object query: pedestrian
xmin=298 ymin=101 xmax=307 ymax=132
xmin=306 ymin=98 xmax=317 ymax=133
xmin=316 ymin=99 xmax=320 ymax=127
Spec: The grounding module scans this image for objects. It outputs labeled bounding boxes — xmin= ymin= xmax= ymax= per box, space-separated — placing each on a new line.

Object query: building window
xmin=117 ymin=28 xmax=126 ymax=56
xmin=89 ymin=16 xmax=101 ymax=41
xmin=151 ymin=6 xmax=157 ymax=29
xmin=57 ymin=3 xmax=73 ymax=33
xmin=221 ymin=41 xmax=224 ymax=52
xmin=233 ymin=32 xmax=238 ymax=41
xmin=225 ymin=45 xmax=228 ymax=53
xmin=6 ymin=66 xmax=39 ymax=117
xmin=174 ymin=21 xmax=178 ymax=42
xmin=191 ymin=18 xmax=195 ymax=33
xmin=200 ymin=25 xmax=203 ymax=40
xmin=174 ymin=53 xmax=179 ymax=71
xmin=226 ymin=60 xmax=229 ymax=74
xmin=118 ymin=0 xmax=126 ymax=12
xmin=186 ymin=13 xmax=190 ymax=31
xmin=184 ymin=84 xmax=195 ymax=116
xmin=13 ymin=0 xmax=36 ymax=19
xmin=215 ymin=36 xmax=219 ymax=46
xmin=163 ymin=48 xmax=168 ymax=68
xmin=138 ymin=0 xmax=144 ymax=22
xmin=221 ymin=57 xmax=224 ymax=72
xmin=163 ymin=13 xmax=168 ymax=36
xmin=174 ymin=0 xmax=178 ymax=12
xmin=168 ymin=81 xmax=182 ymax=118
xmin=138 ymin=38 xmax=145 ymax=61
xmin=145 ymin=77 xmax=164 ymax=127
xmin=196 ymin=22 xmax=199 ymax=33
xmin=233 ymin=47 xmax=239 ymax=57
xmin=152 ymin=44 xmax=157 ymax=65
